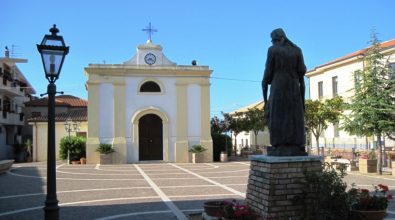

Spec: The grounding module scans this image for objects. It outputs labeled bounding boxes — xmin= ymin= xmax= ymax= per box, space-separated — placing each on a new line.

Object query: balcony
xmin=0 ymin=77 xmax=26 ymax=98
xmin=0 ymin=111 xmax=24 ymax=125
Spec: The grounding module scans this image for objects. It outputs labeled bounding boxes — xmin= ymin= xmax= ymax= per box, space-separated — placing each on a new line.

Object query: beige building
xmin=0 ymin=48 xmax=36 ymax=160
xmin=27 ymin=95 xmax=88 ymax=161
xmin=230 ymin=100 xmax=270 ymax=154
xmin=84 ymin=39 xmax=213 ymax=164
xmin=306 ymin=39 xmax=395 ymax=149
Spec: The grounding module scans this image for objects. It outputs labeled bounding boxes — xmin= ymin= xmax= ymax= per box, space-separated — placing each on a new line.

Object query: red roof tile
xmin=25 ymin=95 xmax=87 ymax=107
xmin=310 ymin=39 xmax=395 ymax=71
xmin=28 ymin=108 xmax=87 ymax=122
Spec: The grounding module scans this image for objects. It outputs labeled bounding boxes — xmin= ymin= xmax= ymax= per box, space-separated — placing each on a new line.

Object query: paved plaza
xmin=1 ymin=161 xmax=395 ymax=219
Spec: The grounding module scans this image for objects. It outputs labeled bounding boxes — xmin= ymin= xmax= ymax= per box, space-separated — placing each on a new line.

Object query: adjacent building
xmin=26 ymin=95 xmax=88 ymax=161
xmin=84 ymin=39 xmax=213 ymax=164
xmin=229 ymin=100 xmax=270 ymax=154
xmin=0 ymin=48 xmax=36 ymax=160
xmin=306 ymin=39 xmax=395 ymax=149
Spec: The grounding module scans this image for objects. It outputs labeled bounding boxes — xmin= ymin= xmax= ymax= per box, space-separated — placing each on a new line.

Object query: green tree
xmin=211 ymin=116 xmax=226 ymax=135
xmin=223 ymin=112 xmax=247 ymax=155
xmin=343 ymin=32 xmax=395 ymax=175
xmin=305 ymin=96 xmax=344 ymax=155
xmin=59 ymin=136 xmax=86 ymax=160
xmin=244 ymin=107 xmax=266 ymax=149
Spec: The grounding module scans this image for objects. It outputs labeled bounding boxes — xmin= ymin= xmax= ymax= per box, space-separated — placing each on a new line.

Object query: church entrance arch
xmin=138 ymin=114 xmax=163 ymax=160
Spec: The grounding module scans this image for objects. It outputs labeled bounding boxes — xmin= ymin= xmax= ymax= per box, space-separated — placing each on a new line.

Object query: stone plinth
xmin=246 ymin=155 xmax=322 ymax=220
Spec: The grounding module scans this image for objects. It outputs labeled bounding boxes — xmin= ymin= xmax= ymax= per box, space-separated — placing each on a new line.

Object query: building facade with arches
xmin=84 ymin=40 xmax=213 ymax=163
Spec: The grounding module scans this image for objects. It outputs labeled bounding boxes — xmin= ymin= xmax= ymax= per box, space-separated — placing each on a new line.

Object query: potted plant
xmin=96 ymin=143 xmax=115 ymax=164
xmin=348 ymin=184 xmax=393 ymax=220
xmin=359 ymin=150 xmax=377 ymax=173
xmin=203 ymin=199 xmax=264 ymax=219
xmin=189 ymin=144 xmax=207 ymax=163
xmin=240 ymin=146 xmax=253 ymax=158
xmin=80 ymin=157 xmax=86 ymax=164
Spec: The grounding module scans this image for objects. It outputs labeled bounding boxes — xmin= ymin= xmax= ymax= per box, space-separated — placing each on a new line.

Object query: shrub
xmin=212 ymin=133 xmax=232 ymax=161
xmin=59 ymin=136 xmax=86 ymax=160
xmin=296 ymin=163 xmax=350 ymax=220
xmin=96 ymin=143 xmax=115 ymax=154
xmin=188 ymin=144 xmax=207 ymax=153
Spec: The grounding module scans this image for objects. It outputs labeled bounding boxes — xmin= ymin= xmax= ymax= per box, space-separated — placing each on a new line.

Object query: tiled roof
xmin=309 ymin=39 xmax=395 ymax=72
xmin=28 ymin=108 xmax=87 ymax=122
xmin=25 ymin=95 xmax=87 ymax=107
xmin=230 ymin=100 xmax=264 ymax=114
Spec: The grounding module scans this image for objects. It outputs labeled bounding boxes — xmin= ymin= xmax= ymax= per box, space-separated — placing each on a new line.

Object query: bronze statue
xmin=262 ymin=28 xmax=307 ymax=156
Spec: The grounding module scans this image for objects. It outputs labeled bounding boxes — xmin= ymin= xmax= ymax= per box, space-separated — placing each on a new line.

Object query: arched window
xmin=140 ymin=81 xmax=161 ymax=92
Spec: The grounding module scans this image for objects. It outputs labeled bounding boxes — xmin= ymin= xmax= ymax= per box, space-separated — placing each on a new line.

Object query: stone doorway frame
xmin=131 ymin=107 xmax=169 ymax=162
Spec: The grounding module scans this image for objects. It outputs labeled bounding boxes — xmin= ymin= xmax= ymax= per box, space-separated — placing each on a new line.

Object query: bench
xmin=0 ymin=160 xmax=14 ymax=174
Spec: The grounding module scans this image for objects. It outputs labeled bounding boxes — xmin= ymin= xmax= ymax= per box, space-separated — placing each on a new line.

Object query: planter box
xmin=392 ymin=161 xmax=395 ymax=176
xmin=0 ymin=160 xmax=14 ymax=174
xmin=100 ymin=154 xmax=112 ymax=164
xmin=192 ymin=153 xmax=204 ymax=163
xmin=359 ymin=159 xmax=377 ymax=173
xmin=220 ymin=152 xmax=228 ymax=162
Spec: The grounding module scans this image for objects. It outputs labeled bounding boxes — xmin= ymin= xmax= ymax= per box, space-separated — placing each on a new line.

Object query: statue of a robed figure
xmin=262 ymin=28 xmax=307 ymax=156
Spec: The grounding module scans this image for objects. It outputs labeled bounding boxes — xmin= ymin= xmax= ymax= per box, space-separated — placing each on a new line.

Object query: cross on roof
xmin=142 ymin=22 xmax=158 ymax=42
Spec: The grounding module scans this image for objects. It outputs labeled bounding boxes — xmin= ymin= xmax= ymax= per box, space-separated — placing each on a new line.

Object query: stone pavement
xmin=1 ymin=161 xmax=395 ymax=219
xmin=0 ymin=161 xmax=249 ymax=219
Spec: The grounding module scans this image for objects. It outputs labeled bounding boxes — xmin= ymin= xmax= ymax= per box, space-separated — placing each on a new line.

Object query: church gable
xmin=123 ymin=41 xmax=176 ymax=66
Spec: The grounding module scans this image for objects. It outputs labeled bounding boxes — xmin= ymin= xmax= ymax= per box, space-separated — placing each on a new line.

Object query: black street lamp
xmin=37 ymin=24 xmax=69 ymax=220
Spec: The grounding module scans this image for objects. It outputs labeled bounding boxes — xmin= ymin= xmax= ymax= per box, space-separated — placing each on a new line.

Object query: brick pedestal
xmin=246 ymin=155 xmax=322 ymax=220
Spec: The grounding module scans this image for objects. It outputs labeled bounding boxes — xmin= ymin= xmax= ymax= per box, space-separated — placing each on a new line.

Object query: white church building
xmin=84 ymin=38 xmax=213 ymax=164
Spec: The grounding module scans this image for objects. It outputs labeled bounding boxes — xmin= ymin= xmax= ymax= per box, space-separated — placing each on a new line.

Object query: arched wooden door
xmin=139 ymin=114 xmax=163 ymax=160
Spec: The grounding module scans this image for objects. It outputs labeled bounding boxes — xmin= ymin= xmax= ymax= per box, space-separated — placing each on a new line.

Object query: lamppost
xmin=223 ymin=119 xmax=230 ymax=156
xmin=64 ymin=117 xmax=80 ymax=164
xmin=37 ymin=24 xmax=69 ymax=220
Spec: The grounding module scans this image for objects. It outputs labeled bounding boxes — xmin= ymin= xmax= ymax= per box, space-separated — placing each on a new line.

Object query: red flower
xmin=361 ymin=189 xmax=370 ymax=193
xmin=379 ymin=184 xmax=389 ymax=192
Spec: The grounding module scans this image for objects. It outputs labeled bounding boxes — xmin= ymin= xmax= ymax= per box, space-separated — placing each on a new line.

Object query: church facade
xmin=84 ymin=40 xmax=213 ymax=163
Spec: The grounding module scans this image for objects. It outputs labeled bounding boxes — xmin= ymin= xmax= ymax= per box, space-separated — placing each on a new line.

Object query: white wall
xmin=125 ymin=76 xmax=177 ymax=162
xmin=187 ymin=84 xmax=201 ymax=146
xmin=99 ymin=83 xmax=114 ymax=143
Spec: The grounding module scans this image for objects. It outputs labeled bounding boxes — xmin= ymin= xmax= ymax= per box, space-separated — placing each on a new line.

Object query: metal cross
xmin=142 ymin=22 xmax=157 ymax=42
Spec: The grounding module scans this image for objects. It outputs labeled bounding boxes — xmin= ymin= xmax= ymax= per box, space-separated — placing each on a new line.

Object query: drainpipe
xmin=34 ymin=122 xmax=38 ymax=162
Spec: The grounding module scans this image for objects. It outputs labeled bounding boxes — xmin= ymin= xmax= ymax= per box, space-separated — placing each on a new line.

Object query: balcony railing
xmin=0 ymin=111 xmax=24 ymax=125
xmin=0 ymin=76 xmax=25 ymax=97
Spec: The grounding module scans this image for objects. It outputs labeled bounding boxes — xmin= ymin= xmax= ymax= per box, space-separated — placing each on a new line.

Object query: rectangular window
xmin=246 ymin=139 xmax=249 ymax=147
xmin=241 ymin=139 xmax=244 ymax=147
xmin=318 ymin=81 xmax=323 ymax=98
xmin=332 ymin=76 xmax=338 ymax=97
xmin=76 ymin=132 xmax=87 ymax=138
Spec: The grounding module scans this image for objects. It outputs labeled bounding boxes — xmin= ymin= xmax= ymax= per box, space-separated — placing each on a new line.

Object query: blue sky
xmin=1 ymin=0 xmax=394 ymax=117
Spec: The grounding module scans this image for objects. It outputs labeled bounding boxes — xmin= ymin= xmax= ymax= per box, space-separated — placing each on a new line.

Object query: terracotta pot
xmin=351 ymin=210 xmax=387 ymax=220
xmin=203 ymin=201 xmax=224 ymax=217
xmin=80 ymin=158 xmax=86 ymax=165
